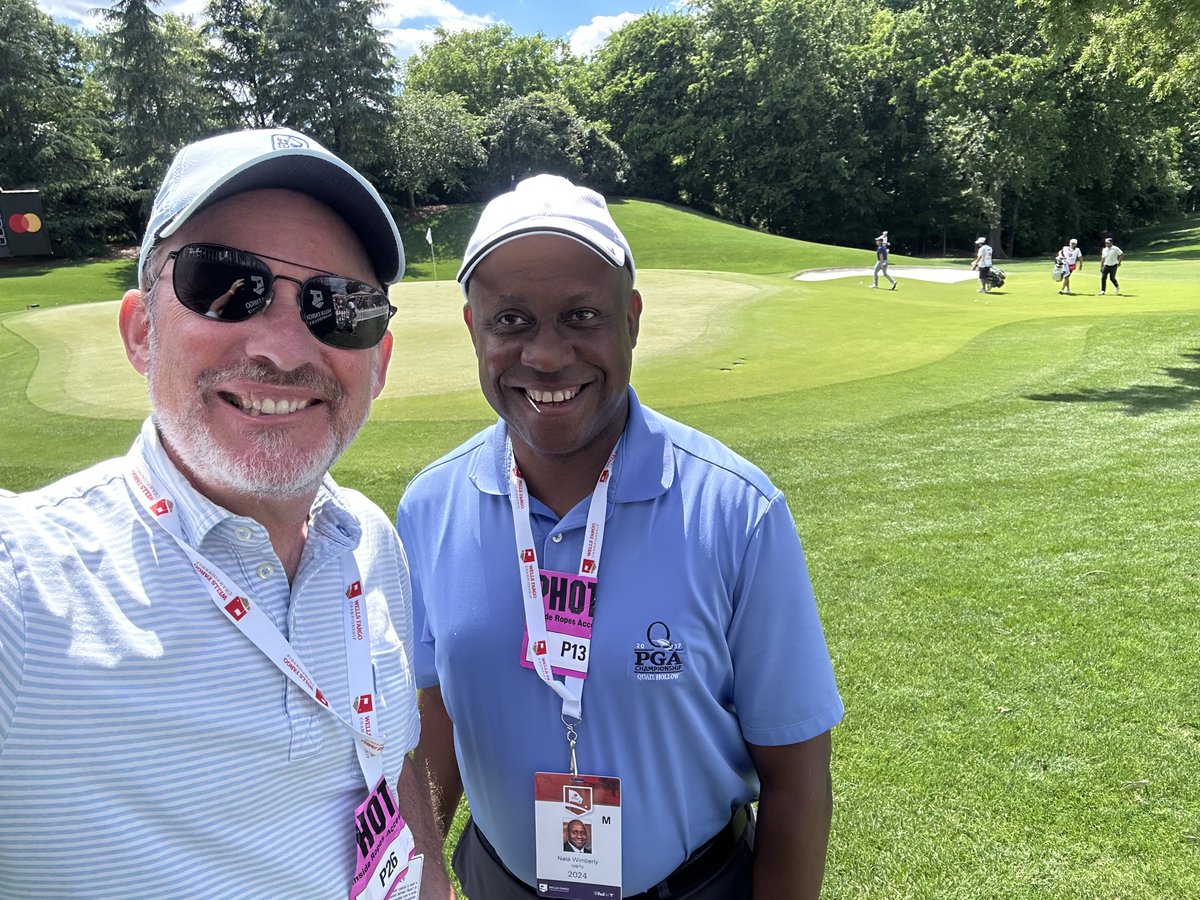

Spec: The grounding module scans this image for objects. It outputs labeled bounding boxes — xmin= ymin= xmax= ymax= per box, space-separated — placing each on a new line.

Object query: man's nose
xmin=520 ymin=321 xmax=577 ymax=372
xmin=240 ymin=276 xmax=321 ymax=370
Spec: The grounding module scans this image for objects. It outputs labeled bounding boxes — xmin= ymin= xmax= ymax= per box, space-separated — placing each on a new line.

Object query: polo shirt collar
xmin=129 ymin=417 xmax=360 ymax=550
xmin=469 ymin=387 xmax=674 ymax=504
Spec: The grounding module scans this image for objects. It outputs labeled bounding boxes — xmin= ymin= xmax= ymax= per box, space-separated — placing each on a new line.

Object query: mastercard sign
xmin=0 ymin=190 xmax=53 ymax=258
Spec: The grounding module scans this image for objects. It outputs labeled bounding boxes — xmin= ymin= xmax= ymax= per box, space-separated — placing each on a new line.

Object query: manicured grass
xmin=2 ymin=209 xmax=1199 ymax=897
xmin=400 ymin=196 xmax=892 ymax=281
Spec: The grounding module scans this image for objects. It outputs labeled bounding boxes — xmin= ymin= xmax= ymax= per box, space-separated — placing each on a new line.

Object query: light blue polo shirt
xmin=397 ymin=388 xmax=843 ymax=895
xmin=0 ymin=420 xmax=419 ymax=898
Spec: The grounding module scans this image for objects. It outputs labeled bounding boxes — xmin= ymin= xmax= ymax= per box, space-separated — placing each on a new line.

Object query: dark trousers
xmin=1101 ymin=264 xmax=1120 ymax=291
xmin=453 ymin=812 xmax=755 ymax=900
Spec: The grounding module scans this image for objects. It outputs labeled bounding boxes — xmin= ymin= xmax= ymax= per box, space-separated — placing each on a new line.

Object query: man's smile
xmin=525 ymin=387 xmax=581 ymax=405
xmin=219 ymin=392 xmax=317 ymax=416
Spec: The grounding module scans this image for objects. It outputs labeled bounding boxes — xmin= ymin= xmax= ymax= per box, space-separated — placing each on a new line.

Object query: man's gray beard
xmin=146 ymin=336 xmax=367 ymax=501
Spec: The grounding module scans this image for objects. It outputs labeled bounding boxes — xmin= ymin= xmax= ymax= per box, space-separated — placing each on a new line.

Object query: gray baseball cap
xmin=139 ymin=128 xmax=404 ymax=285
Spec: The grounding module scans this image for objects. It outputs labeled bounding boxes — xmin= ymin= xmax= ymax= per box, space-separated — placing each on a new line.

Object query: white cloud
xmin=37 ymin=0 xmax=102 ymax=30
xmin=40 ymin=0 xmax=637 ymax=66
xmin=567 ymin=12 xmax=641 ymax=58
xmin=382 ymin=26 xmax=447 ymax=62
xmin=377 ymin=0 xmax=497 ymax=61
xmin=41 ymin=0 xmax=234 ymax=30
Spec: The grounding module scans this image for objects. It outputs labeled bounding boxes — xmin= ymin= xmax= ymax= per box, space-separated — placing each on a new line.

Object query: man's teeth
xmin=526 ymin=388 xmax=579 ymax=404
xmin=237 ymin=397 xmax=312 ymax=416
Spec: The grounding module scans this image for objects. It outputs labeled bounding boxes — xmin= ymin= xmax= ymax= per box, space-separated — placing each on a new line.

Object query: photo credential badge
xmin=520 ymin=570 xmax=596 ymax=678
xmin=350 ymin=777 xmax=423 ymax=900
xmin=534 ymin=772 xmax=621 ymax=899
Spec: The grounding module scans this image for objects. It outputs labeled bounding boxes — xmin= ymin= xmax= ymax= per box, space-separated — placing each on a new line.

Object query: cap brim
xmin=157 ymin=150 xmax=403 ymax=284
xmin=457 ymin=224 xmax=627 ymax=286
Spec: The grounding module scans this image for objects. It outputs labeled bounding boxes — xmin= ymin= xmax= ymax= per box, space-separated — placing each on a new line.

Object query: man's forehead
xmin=168 ymin=189 xmax=374 ymax=276
xmin=470 ymin=239 xmax=629 ymax=296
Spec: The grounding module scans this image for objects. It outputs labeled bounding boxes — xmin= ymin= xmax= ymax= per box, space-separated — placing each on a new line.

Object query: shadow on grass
xmin=1027 ymin=348 xmax=1200 ymax=415
xmin=107 ymin=260 xmax=138 ymax=292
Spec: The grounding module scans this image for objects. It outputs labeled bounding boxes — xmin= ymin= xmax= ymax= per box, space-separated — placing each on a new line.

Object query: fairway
xmin=2 ymin=207 xmax=1199 ymax=898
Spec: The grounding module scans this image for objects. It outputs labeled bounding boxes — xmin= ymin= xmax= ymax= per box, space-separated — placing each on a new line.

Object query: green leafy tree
xmin=0 ymin=0 xmax=128 ymax=255
xmin=477 ymin=92 xmax=627 ymax=196
xmin=203 ymin=0 xmax=276 ymax=128
xmin=94 ymin=0 xmax=213 ymax=214
xmin=842 ymin=7 xmax=964 ymax=254
xmin=920 ymin=52 xmax=1068 ymax=255
xmin=1028 ymin=0 xmax=1200 ymax=99
xmin=676 ymin=0 xmax=875 ymax=237
xmin=583 ymin=11 xmax=700 ymax=201
xmin=390 ymin=90 xmax=484 ymax=208
xmin=264 ymin=0 xmax=396 ymax=182
xmin=404 ymin=26 xmax=568 ymax=117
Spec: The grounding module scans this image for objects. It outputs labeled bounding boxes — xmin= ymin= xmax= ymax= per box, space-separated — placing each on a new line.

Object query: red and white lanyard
xmin=506 ymin=438 xmax=617 ymax=723
xmin=125 ymin=464 xmax=385 ymax=788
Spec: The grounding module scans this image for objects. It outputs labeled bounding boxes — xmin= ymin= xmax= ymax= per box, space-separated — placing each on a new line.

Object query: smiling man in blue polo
xmin=398 ymin=174 xmax=843 ymax=900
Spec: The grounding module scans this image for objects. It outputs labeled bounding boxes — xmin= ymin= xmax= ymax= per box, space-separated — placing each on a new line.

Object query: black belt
xmin=625 ymin=806 xmax=751 ymax=900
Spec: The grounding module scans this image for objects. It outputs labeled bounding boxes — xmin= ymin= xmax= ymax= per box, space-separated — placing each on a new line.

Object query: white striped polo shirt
xmin=0 ymin=419 xmax=419 ymax=897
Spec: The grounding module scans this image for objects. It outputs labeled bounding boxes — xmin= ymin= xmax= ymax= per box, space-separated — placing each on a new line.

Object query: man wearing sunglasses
xmin=398 ymin=175 xmax=842 ymax=899
xmin=0 ymin=129 xmax=452 ymax=898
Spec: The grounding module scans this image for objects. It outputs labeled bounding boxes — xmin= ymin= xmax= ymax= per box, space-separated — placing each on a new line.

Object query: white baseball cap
xmin=1069 ymin=238 xmax=1078 ymax=245
xmin=975 ymin=237 xmax=986 ymax=244
xmin=458 ymin=174 xmax=634 ymax=290
xmin=139 ymin=128 xmax=404 ymax=285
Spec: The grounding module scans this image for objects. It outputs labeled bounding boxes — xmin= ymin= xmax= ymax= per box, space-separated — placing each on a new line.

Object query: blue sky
xmin=38 ymin=0 xmax=675 ymax=60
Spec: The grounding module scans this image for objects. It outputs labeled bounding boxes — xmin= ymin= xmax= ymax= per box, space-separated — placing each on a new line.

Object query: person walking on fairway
xmin=1058 ymin=238 xmax=1082 ymax=295
xmin=1098 ymin=237 xmax=1123 ymax=295
xmin=871 ymin=233 xmax=897 ymax=290
xmin=972 ymin=236 xmax=993 ymax=292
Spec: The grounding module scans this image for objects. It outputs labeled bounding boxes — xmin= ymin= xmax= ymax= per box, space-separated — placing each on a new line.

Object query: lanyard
xmin=125 ymin=464 xmax=385 ymax=789
xmin=507 ymin=437 xmax=616 ymax=749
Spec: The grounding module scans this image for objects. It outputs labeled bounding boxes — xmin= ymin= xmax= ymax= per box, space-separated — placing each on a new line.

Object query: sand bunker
xmin=795 ymin=266 xmax=976 ymax=283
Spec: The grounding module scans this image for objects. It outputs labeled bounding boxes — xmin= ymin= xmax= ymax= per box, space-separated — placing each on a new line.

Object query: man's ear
xmin=627 ymin=289 xmax=642 ymax=349
xmin=119 ymin=289 xmax=151 ymax=375
xmin=463 ymin=302 xmax=479 ymax=351
xmin=372 ymin=331 xmax=393 ymax=399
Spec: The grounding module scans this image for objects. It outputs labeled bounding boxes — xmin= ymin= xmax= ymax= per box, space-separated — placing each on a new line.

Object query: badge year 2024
xmin=534 ymin=772 xmax=621 ymax=899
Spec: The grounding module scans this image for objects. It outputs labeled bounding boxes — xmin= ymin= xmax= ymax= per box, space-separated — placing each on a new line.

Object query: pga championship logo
xmin=632 ymin=620 xmax=685 ymax=681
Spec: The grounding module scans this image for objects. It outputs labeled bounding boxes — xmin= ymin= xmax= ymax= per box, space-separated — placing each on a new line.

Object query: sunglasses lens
xmin=300 ymin=278 xmax=393 ymax=349
xmin=173 ymin=245 xmax=272 ymax=321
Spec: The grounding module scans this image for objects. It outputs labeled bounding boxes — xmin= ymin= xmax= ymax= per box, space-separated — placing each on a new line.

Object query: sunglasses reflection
xmin=332 ymin=291 xmax=391 ymax=333
xmin=206 ymin=278 xmax=247 ymax=320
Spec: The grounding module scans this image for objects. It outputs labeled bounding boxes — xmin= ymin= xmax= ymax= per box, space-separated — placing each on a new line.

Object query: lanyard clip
xmin=563 ymin=715 xmax=580 ymax=779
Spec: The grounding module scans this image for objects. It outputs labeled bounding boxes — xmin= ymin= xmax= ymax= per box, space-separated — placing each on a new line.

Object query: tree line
xmin=2 ymin=0 xmax=1196 ymax=260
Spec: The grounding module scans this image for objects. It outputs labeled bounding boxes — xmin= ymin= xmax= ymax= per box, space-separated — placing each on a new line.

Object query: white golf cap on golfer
xmin=975 ymin=237 xmax=986 ymax=244
xmin=1069 ymin=238 xmax=1078 ymax=245
xmin=139 ymin=128 xmax=404 ymax=285
xmin=457 ymin=174 xmax=634 ymax=290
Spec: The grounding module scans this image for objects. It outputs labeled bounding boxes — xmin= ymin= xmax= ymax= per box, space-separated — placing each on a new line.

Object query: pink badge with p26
xmin=350 ymin=777 xmax=423 ymax=900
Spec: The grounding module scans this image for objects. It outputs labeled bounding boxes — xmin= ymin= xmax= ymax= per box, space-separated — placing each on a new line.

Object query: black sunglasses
xmin=158 ymin=243 xmax=396 ymax=350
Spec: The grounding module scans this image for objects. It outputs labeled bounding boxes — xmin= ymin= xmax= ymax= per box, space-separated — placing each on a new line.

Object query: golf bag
xmin=986 ymin=266 xmax=1006 ymax=289
xmin=1052 ymin=263 xmax=1065 ymax=282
